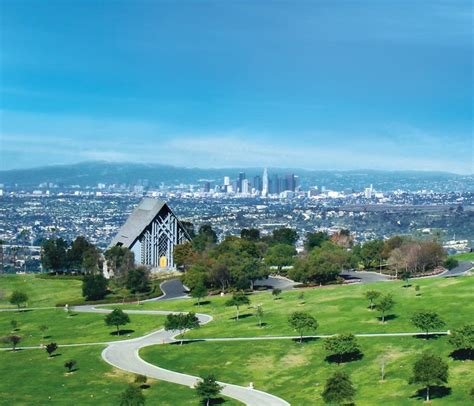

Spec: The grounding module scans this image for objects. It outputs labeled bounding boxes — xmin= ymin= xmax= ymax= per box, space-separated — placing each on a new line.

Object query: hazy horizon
xmin=1 ymin=1 xmax=472 ymax=174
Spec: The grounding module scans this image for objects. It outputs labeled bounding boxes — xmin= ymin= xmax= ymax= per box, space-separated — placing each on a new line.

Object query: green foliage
xmin=444 ymin=257 xmax=459 ymax=270
xmin=104 ymin=246 xmax=135 ymax=284
xmin=45 ymin=342 xmax=58 ymax=357
xmin=410 ymin=352 xmax=448 ymax=401
xmin=411 ymin=311 xmax=445 ymax=336
xmin=9 ymin=291 xmax=28 ymax=310
xmin=364 ymin=290 xmax=381 ymax=310
xmin=3 ymin=335 xmax=22 ymax=351
xmin=10 ymin=319 xmax=18 ymax=332
xmin=225 ymin=292 xmax=250 ymax=320
xmin=82 ymin=274 xmax=108 ymax=300
xmin=270 ymin=228 xmax=298 ymax=246
xmin=41 ymin=238 xmax=69 ymax=271
xmin=195 ymin=374 xmax=223 ymax=405
xmin=173 ymin=242 xmax=196 ymax=270
xmin=191 ymin=283 xmax=208 ymax=307
xmin=64 ymin=359 xmax=77 ymax=372
xmin=164 ymin=312 xmax=200 ymax=343
xmin=449 ymin=324 xmax=474 ymax=358
xmin=255 ymin=305 xmax=264 ymax=327
xmin=304 ymin=231 xmax=329 ymax=251
xmin=240 ymin=228 xmax=260 ymax=241
xmin=120 ymin=384 xmax=145 ymax=406
xmin=39 ymin=324 xmax=49 ymax=339
xmin=134 ymin=374 xmax=147 ymax=384
xmin=288 ymin=311 xmax=318 ymax=342
xmin=126 ymin=267 xmax=151 ymax=293
xmin=192 ymin=224 xmax=218 ymax=252
xmin=322 ymin=371 xmax=355 ymax=404
xmin=67 ymin=236 xmax=93 ymax=270
xmin=265 ymin=244 xmax=296 ymax=272
xmin=82 ymin=246 xmax=101 ymax=274
xmin=105 ymin=308 xmax=130 ymax=334
xmin=289 ymin=242 xmax=349 ymax=285
xmin=358 ymin=239 xmax=385 ymax=269
xmin=374 ymin=293 xmax=395 ymax=323
xmin=272 ymin=288 xmax=282 ymax=299
xmin=324 ymin=333 xmax=361 ymax=364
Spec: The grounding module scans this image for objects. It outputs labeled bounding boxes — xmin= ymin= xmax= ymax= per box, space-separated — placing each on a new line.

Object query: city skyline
xmin=1 ymin=1 xmax=472 ymax=174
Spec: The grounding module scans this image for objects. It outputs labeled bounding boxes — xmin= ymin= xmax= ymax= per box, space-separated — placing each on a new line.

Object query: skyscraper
xmin=253 ymin=175 xmax=262 ymax=192
xmin=242 ymin=179 xmax=250 ymax=194
xmin=262 ymin=168 xmax=269 ymax=197
xmin=238 ymin=172 xmax=246 ymax=193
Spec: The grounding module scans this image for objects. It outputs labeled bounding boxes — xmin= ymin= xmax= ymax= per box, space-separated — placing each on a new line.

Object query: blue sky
xmin=0 ymin=0 xmax=472 ymax=173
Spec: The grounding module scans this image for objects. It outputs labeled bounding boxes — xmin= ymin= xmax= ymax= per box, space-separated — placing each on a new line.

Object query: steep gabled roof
xmin=109 ymin=198 xmax=167 ymax=248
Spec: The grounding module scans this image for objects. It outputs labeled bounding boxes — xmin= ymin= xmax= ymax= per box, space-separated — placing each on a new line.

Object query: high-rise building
xmin=364 ymin=184 xmax=373 ymax=199
xmin=202 ymin=181 xmax=211 ymax=193
xmin=253 ymin=175 xmax=262 ymax=192
xmin=224 ymin=176 xmax=230 ymax=186
xmin=285 ymin=174 xmax=296 ymax=192
xmin=262 ymin=168 xmax=269 ymax=197
xmin=238 ymin=172 xmax=246 ymax=193
xmin=242 ymin=179 xmax=250 ymax=194
xmin=271 ymin=174 xmax=280 ymax=194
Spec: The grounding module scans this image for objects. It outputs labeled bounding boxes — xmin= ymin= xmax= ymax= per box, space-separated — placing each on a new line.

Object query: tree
xmin=365 ymin=290 xmax=381 ymax=310
xmin=225 ymin=292 xmax=250 ymax=320
xmin=255 ymin=305 xmax=264 ymax=327
xmin=39 ymin=324 xmax=49 ymax=340
xmin=265 ymin=244 xmax=296 ymax=273
xmin=298 ymin=291 xmax=305 ymax=304
xmin=195 ymin=374 xmax=223 ymax=406
xmin=401 ymin=270 xmax=411 ymax=287
xmin=240 ymin=228 xmax=260 ymax=241
xmin=415 ymin=285 xmax=421 ymax=296
xmin=304 ymin=231 xmax=329 ymax=251
xmin=4 ymin=335 xmax=21 ymax=351
xmin=374 ymin=294 xmax=394 ymax=323
xmin=288 ymin=311 xmax=318 ymax=343
xmin=322 ymin=371 xmax=355 ymax=405
xmin=134 ymin=374 xmax=148 ymax=388
xmin=64 ymin=359 xmax=77 ymax=372
xmin=271 ymin=228 xmax=298 ymax=246
xmin=82 ymin=274 xmax=108 ymax=300
xmin=164 ymin=312 xmax=200 ymax=345
xmin=359 ymin=240 xmax=385 ymax=269
xmin=67 ymin=236 xmax=92 ymax=270
xmin=173 ymin=242 xmax=197 ymax=270
xmin=444 ymin=257 xmax=459 ymax=270
xmin=449 ymin=324 xmax=474 ymax=360
xmin=104 ymin=246 xmax=135 ymax=284
xmin=411 ymin=311 xmax=445 ymax=338
xmin=191 ymin=283 xmax=208 ymax=307
xmin=82 ymin=246 xmax=101 ymax=274
xmin=324 ymin=333 xmax=361 ymax=364
xmin=126 ymin=266 xmax=151 ymax=293
xmin=10 ymin=320 xmax=18 ymax=332
xmin=41 ymin=238 xmax=69 ymax=271
xmin=410 ymin=352 xmax=448 ymax=402
xmin=105 ymin=308 xmax=130 ymax=335
xmin=9 ymin=291 xmax=28 ymax=311
xmin=272 ymin=288 xmax=282 ymax=299
xmin=120 ymin=384 xmax=145 ymax=406
xmin=46 ymin=342 xmax=58 ymax=357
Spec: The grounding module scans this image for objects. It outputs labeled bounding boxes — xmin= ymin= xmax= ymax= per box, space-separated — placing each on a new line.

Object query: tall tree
xmin=195 ymin=374 xmax=223 ymax=406
xmin=105 ymin=308 xmax=130 ymax=335
xmin=265 ymin=244 xmax=296 ymax=273
xmin=126 ymin=266 xmax=151 ymax=293
xmin=225 ymin=292 xmax=250 ymax=321
xmin=82 ymin=274 xmax=108 ymax=300
xmin=9 ymin=291 xmax=28 ymax=311
xmin=374 ymin=294 xmax=395 ymax=323
xmin=41 ymin=238 xmax=69 ymax=272
xmin=304 ymin=231 xmax=329 ymax=251
xmin=67 ymin=236 xmax=92 ymax=270
xmin=288 ymin=311 xmax=318 ymax=343
xmin=271 ymin=228 xmax=298 ymax=246
xmin=411 ymin=311 xmax=446 ymax=338
xmin=410 ymin=352 xmax=448 ymax=402
xmin=322 ymin=371 xmax=356 ymax=405
xmin=104 ymin=246 xmax=134 ymax=284
xmin=82 ymin=246 xmax=101 ymax=274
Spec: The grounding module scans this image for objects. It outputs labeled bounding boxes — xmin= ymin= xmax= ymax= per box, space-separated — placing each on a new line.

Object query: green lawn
xmin=453 ymin=252 xmax=474 ymax=262
xmin=111 ymin=276 xmax=474 ymax=339
xmin=141 ymin=336 xmax=472 ymax=405
xmin=0 ymin=308 xmax=165 ymax=348
xmin=0 ymin=346 xmax=241 ymax=405
xmin=0 ymin=275 xmax=83 ymax=308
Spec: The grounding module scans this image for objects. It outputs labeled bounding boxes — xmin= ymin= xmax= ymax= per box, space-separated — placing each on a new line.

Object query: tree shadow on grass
xmin=377 ymin=314 xmax=397 ymax=322
xmin=139 ymin=384 xmax=150 ymax=389
xmin=66 ymin=368 xmax=79 ymax=373
xmin=257 ymin=322 xmax=268 ymax=327
xmin=450 ymin=349 xmax=474 ymax=361
xmin=67 ymin=313 xmax=78 ymax=317
xmin=201 ymin=397 xmax=228 ymax=405
xmin=325 ymin=351 xmax=364 ymax=364
xmin=18 ymin=309 xmax=32 ymax=313
xmin=291 ymin=337 xmax=320 ymax=344
xmin=50 ymin=353 xmax=62 ymax=358
xmin=194 ymin=301 xmax=211 ymax=307
xmin=413 ymin=333 xmax=444 ymax=340
xmin=170 ymin=339 xmax=205 ymax=346
xmin=411 ymin=386 xmax=451 ymax=400
xmin=110 ymin=329 xmax=135 ymax=336
xmin=230 ymin=313 xmax=253 ymax=321
xmin=43 ymin=335 xmax=52 ymax=340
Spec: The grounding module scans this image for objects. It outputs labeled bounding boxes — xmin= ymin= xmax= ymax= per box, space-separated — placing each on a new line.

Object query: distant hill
xmin=0 ymin=161 xmax=472 ymax=192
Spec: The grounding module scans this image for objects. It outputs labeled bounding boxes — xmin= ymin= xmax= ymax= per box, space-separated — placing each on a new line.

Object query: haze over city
xmin=1 ymin=1 xmax=472 ymax=173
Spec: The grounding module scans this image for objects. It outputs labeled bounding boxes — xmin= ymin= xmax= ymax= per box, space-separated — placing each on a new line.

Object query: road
xmin=442 ymin=261 xmax=473 ymax=277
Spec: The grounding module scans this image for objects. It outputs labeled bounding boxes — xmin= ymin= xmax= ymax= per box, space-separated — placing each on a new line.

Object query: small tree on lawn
xmin=288 ymin=311 xmax=318 ymax=343
xmin=120 ymin=384 xmax=145 ymax=406
xmin=9 ymin=291 xmax=28 ymax=311
xmin=448 ymin=324 xmax=474 ymax=360
xmin=64 ymin=359 xmax=77 ymax=372
xmin=105 ymin=308 xmax=130 ymax=335
xmin=324 ymin=334 xmax=361 ymax=364
xmin=10 ymin=320 xmax=18 ymax=332
xmin=415 ymin=285 xmax=420 ymax=296
xmin=195 ymin=374 xmax=223 ymax=406
xmin=410 ymin=352 xmax=448 ymax=402
xmin=374 ymin=294 xmax=394 ymax=323
xmin=3 ymin=335 xmax=22 ymax=351
xmin=39 ymin=324 xmax=49 ymax=340
xmin=134 ymin=374 xmax=148 ymax=388
xmin=365 ymin=290 xmax=381 ymax=311
xmin=298 ymin=291 xmax=305 ymax=304
xmin=401 ymin=270 xmax=411 ymax=287
xmin=411 ymin=311 xmax=445 ymax=338
xmin=225 ymin=292 xmax=250 ymax=321
xmin=322 ymin=371 xmax=355 ymax=405
xmin=255 ymin=305 xmax=264 ymax=327
xmin=46 ymin=342 xmax=58 ymax=358
xmin=272 ymin=288 xmax=282 ymax=300
xmin=191 ymin=283 xmax=208 ymax=307
xmin=164 ymin=312 xmax=200 ymax=345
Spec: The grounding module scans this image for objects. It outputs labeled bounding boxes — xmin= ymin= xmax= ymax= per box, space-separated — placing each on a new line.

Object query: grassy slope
xmin=0 ymin=346 xmax=241 ymax=405
xmin=112 ymin=276 xmax=474 ymax=339
xmin=453 ymin=252 xmax=474 ymax=261
xmin=0 ymin=275 xmax=83 ymax=308
xmin=0 ymin=308 xmax=165 ymax=347
xmin=141 ymin=336 xmax=472 ymax=405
